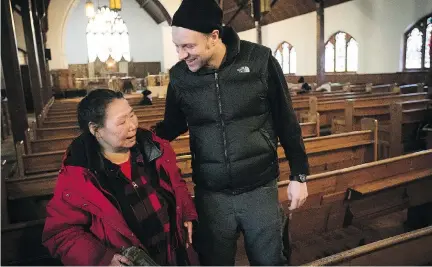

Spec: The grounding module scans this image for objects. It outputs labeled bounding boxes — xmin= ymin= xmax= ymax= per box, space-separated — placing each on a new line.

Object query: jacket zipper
xmin=215 ymin=73 xmax=230 ymax=175
xmin=87 ymin=171 xmax=136 ymax=239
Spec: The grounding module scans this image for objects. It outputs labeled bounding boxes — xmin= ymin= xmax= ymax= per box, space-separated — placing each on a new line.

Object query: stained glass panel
xmin=335 ymin=32 xmax=347 ymax=72
xmin=289 ymin=47 xmax=296 ymax=74
xmin=325 ymin=42 xmax=335 ymax=72
xmin=405 ymin=28 xmax=423 ymax=69
xmin=347 ymin=38 xmax=359 ymax=72
xmin=424 ymin=21 xmax=431 ymax=68
xmin=282 ymin=43 xmax=290 ymax=74
xmin=275 ymin=50 xmax=282 ymax=69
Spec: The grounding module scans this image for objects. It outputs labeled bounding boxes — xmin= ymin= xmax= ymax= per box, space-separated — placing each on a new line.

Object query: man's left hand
xmin=287 ymin=181 xmax=308 ymax=213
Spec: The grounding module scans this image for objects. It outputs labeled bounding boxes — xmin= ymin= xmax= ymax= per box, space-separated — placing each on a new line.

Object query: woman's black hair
xmin=298 ymin=76 xmax=305 ymax=83
xmin=77 ymin=89 xmax=124 ymax=133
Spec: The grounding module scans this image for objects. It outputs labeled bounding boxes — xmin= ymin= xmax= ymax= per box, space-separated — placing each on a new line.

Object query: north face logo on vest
xmin=237 ymin=66 xmax=250 ymax=73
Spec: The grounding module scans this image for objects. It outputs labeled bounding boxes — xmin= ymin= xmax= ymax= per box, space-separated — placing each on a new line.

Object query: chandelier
xmin=85 ymin=0 xmax=95 ymax=18
xmin=86 ymin=6 xmax=131 ymax=63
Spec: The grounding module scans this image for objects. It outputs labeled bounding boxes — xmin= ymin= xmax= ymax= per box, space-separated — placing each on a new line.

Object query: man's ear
xmin=210 ymin=29 xmax=220 ymax=41
xmin=88 ymin=122 xmax=98 ymax=136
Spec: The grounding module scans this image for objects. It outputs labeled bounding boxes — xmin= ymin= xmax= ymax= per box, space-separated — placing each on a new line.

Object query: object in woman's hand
xmin=120 ymin=246 xmax=159 ymax=266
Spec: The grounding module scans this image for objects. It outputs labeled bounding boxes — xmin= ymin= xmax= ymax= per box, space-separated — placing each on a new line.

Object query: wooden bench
xmin=302 ymin=226 xmax=432 ymax=266
xmin=1 ymin=219 xmax=60 ymax=266
xmin=9 ymin=117 xmax=374 ymax=200
xmin=33 ymin=117 xmax=163 ymax=139
xmin=330 ymin=92 xmax=429 ymax=131
xmin=4 ymin=150 xmax=431 ymax=265
xmin=380 ymin=100 xmax=432 ymax=157
xmin=294 ymin=91 xmax=401 ymax=119
xmin=331 ymin=98 xmax=431 ymax=158
xmin=44 ymin=109 xmax=165 ymax=124
xmin=282 ymin=148 xmax=432 ymax=240
xmin=367 ymin=83 xmax=397 ymax=93
xmin=399 ymin=83 xmax=425 ymax=94
xmin=28 ymin=112 xmax=320 ymax=153
xmin=47 ymin=103 xmax=167 ymax=117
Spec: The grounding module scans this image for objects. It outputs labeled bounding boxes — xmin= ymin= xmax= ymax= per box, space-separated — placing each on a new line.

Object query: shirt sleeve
xmin=267 ymin=55 xmax=310 ymax=176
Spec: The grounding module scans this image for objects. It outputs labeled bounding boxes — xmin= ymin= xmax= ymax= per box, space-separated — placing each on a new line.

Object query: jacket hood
xmin=63 ymin=128 xmax=162 ymax=173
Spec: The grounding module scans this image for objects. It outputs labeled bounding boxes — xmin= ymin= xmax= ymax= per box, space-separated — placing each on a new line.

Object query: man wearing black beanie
xmin=154 ymin=0 xmax=309 ymax=265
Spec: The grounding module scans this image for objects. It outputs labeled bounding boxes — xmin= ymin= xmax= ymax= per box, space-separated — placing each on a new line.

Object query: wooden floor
xmin=234 ymin=209 xmax=407 ymax=265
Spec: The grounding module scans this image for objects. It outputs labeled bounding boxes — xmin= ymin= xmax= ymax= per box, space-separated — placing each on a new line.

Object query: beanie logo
xmin=237 ymin=66 xmax=250 ymax=73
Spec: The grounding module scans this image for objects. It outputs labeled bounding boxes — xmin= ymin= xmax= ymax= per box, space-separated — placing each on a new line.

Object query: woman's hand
xmin=109 ymin=253 xmax=133 ymax=266
xmin=184 ymin=221 xmax=193 ymax=248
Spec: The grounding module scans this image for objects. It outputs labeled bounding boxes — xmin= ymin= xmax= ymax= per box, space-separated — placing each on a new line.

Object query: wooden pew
xmin=41 ymin=115 xmax=164 ymax=128
xmin=320 ymin=92 xmax=428 ymax=128
xmin=10 ymin=117 xmax=373 ymax=200
xmin=302 ymin=226 xmax=432 ymax=266
xmin=331 ymin=98 xmax=431 ymax=158
xmin=330 ymin=93 xmax=429 ymax=133
xmin=399 ymin=83 xmax=425 ymax=94
xmin=1 ymin=219 xmax=61 ymax=266
xmin=29 ymin=112 xmax=321 ymax=153
xmin=44 ymin=109 xmax=165 ymax=123
xmin=4 ymin=150 xmax=431 ymax=265
xmin=368 ymin=83 xmax=398 ymax=93
xmin=282 ymin=148 xmax=432 ymax=240
xmin=47 ymin=103 xmax=166 ymax=117
xmin=294 ymin=91 xmax=401 ymax=119
xmin=381 ymin=100 xmax=432 ymax=157
xmin=424 ymin=124 xmax=432 ymax=149
xmin=34 ymin=117 xmax=163 ymax=139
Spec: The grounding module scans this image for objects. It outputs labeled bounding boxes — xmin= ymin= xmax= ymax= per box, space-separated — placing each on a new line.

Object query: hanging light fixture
xmin=109 ymin=0 xmax=121 ymax=11
xmin=85 ymin=0 xmax=95 ymax=18
xmin=260 ymin=0 xmax=271 ymax=14
xmin=251 ymin=0 xmax=271 ymax=18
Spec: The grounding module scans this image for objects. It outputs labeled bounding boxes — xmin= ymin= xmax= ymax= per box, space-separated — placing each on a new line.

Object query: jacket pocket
xmin=259 ymin=128 xmax=277 ymax=160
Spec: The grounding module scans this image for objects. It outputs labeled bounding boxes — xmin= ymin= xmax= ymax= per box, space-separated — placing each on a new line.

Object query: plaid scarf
xmin=101 ymin=149 xmax=177 ymax=265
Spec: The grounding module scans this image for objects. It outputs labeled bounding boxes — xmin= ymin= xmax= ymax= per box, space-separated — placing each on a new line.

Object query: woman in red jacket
xmin=42 ymin=89 xmax=199 ymax=266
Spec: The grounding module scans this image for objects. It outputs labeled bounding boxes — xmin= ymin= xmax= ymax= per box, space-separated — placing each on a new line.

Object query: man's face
xmin=172 ymin=26 xmax=215 ymax=72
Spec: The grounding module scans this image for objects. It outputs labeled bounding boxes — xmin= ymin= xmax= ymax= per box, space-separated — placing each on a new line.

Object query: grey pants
xmin=193 ymin=180 xmax=287 ymax=266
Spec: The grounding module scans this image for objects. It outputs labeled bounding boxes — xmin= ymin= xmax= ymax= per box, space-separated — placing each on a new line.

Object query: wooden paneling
xmin=128 ymin=62 xmax=161 ymax=78
xmin=285 ymin=71 xmax=429 ymax=85
xmin=68 ymin=64 xmax=88 ymax=79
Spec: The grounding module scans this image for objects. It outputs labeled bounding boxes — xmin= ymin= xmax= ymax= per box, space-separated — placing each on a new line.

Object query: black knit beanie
xmin=171 ymin=0 xmax=223 ymax=34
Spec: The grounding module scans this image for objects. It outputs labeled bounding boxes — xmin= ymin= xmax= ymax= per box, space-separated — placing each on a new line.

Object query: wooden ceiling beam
xmin=226 ymin=0 xmax=250 ymax=26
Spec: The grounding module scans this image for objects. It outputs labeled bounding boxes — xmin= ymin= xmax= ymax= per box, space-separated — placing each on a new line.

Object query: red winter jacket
xmin=42 ymin=129 xmax=198 ymax=266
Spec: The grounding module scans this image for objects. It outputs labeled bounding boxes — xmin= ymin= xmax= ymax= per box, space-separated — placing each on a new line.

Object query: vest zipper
xmin=215 ymin=73 xmax=230 ymax=175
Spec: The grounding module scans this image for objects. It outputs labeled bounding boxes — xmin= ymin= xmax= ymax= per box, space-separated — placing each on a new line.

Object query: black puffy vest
xmin=169 ymin=28 xmax=279 ymax=194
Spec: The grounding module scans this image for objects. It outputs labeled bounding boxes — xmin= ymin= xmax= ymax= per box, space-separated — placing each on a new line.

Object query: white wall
xmin=158 ymin=0 xmax=181 ymax=18
xmin=64 ymin=0 xmax=163 ymax=65
xmin=239 ymin=0 xmax=432 ymax=75
xmin=159 ymin=0 xmax=181 ymax=71
xmin=47 ymin=0 xmax=76 ymax=69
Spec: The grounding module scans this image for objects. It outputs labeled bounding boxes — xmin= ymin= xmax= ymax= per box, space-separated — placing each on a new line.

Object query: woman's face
xmin=95 ymin=98 xmax=138 ymax=152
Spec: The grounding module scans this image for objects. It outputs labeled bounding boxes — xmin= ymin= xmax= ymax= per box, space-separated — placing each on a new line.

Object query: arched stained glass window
xmin=404 ymin=15 xmax=431 ymax=70
xmin=274 ymin=42 xmax=296 ymax=74
xmin=86 ymin=6 xmax=131 ymax=63
xmin=325 ymin=31 xmax=358 ymax=72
